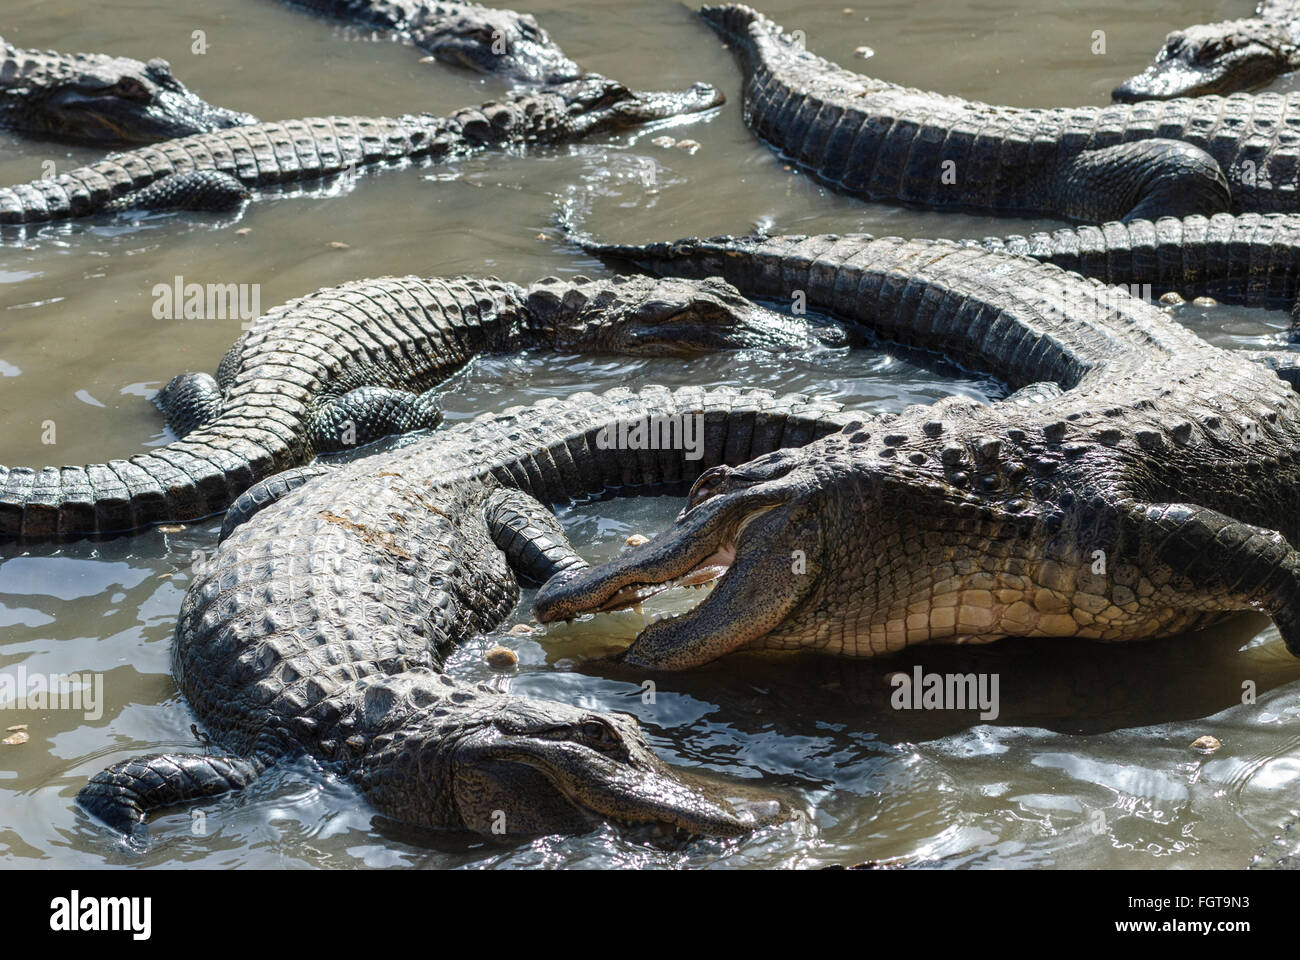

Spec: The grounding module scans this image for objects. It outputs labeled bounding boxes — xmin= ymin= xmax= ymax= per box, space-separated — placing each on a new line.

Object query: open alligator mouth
xmin=588 ymin=545 xmax=733 ymax=615
xmin=536 ymin=503 xmax=776 ymax=623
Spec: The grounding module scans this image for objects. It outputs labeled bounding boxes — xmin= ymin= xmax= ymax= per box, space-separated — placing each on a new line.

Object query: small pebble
xmin=485 ymin=645 xmax=518 ymax=668
xmin=1159 ymin=291 xmax=1185 ymax=306
xmin=508 ymin=623 xmax=534 ymax=636
xmin=675 ymin=139 xmax=701 ymax=153
xmin=1192 ymin=296 xmax=1217 ymax=307
xmin=328 ymin=241 xmax=350 ymax=250
xmin=854 ymin=46 xmax=875 ymax=59
xmin=1191 ymin=735 xmax=1221 ymax=754
xmin=536 ymin=232 xmax=547 ymax=241
xmin=625 ymin=533 xmax=650 ymax=547
xmin=651 ymin=135 xmax=677 ymax=149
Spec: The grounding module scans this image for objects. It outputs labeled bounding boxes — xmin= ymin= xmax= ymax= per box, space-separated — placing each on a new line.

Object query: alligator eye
xmin=577 ymin=719 xmax=620 ymax=748
xmin=686 ymin=466 xmax=731 ymax=509
xmin=113 ymin=77 xmax=151 ymax=102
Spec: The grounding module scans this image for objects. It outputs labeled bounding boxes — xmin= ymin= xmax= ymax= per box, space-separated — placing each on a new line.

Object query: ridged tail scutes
xmin=699 ymin=3 xmax=766 ymax=43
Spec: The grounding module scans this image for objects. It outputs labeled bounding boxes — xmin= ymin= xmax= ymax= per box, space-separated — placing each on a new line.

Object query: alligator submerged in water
xmin=695 ymin=3 xmax=1300 ymax=221
xmin=0 ymin=272 xmax=837 ymax=540
xmin=0 ymin=35 xmax=255 ymax=144
xmin=1115 ymin=1 xmax=1300 ymax=101
xmin=76 ymin=383 xmax=852 ymax=842
xmin=278 ymin=0 xmax=582 ymax=83
xmin=534 ymin=231 xmax=1300 ymax=669
xmin=0 ymin=75 xmax=721 ymax=226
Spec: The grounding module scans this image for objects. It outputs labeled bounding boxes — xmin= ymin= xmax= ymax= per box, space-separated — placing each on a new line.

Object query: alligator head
xmin=19 ymin=54 xmax=256 ymax=143
xmin=1112 ymin=20 xmax=1299 ymax=101
xmin=534 ymin=408 xmax=1022 ymax=670
xmin=446 ymin=697 xmax=787 ymax=838
xmin=460 ymin=75 xmax=724 ymax=144
xmin=526 ymin=274 xmax=849 ymax=354
xmin=535 ymin=445 xmax=837 ymax=669
xmin=410 ymin=7 xmax=582 ymax=83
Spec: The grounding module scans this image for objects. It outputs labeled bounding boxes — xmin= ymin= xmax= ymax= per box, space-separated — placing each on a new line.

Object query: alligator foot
xmin=155 ymin=371 xmax=224 ymax=439
xmin=1058 ymin=140 xmax=1232 ymax=222
xmin=309 ymin=386 xmax=444 ymax=454
xmin=77 ymin=753 xmax=261 ymax=842
xmin=106 ymin=169 xmax=250 ymax=214
xmin=1130 ymin=501 xmax=1300 ymax=656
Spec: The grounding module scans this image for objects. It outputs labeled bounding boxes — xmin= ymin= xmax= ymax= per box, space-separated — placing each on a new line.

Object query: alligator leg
xmin=1056 ymin=140 xmax=1232 ymax=222
xmin=1000 ymin=381 xmax=1065 ymax=407
xmin=104 ymin=170 xmax=250 ymax=213
xmin=76 ymin=753 xmax=262 ymax=841
xmin=1125 ymin=501 xmax=1300 ymax=655
xmin=484 ymin=487 xmax=589 ymax=587
xmin=309 ymin=386 xmax=443 ymax=453
xmin=155 ymin=372 xmax=224 ymax=439
xmin=219 ymin=465 xmax=333 ymax=542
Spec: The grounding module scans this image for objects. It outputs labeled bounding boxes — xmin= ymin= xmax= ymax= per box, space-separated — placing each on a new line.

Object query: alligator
xmin=1114 ymin=2 xmax=1300 ymax=101
xmin=75 ymin=383 xmax=854 ymax=842
xmin=0 ymin=75 xmax=722 ymax=226
xmin=967 ymin=212 xmax=1300 ymax=330
xmin=278 ymin=0 xmax=582 ymax=83
xmin=693 ymin=3 xmax=1300 ymax=221
xmin=533 ymin=231 xmax=1300 ymax=670
xmin=0 ymin=272 xmax=840 ymax=541
xmin=0 ymin=35 xmax=255 ymax=145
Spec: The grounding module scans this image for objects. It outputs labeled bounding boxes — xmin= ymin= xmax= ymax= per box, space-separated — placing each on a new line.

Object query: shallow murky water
xmin=3 ymin=0 xmax=1300 ymax=869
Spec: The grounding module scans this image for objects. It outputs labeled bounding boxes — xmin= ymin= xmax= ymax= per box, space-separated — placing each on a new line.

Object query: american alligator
xmin=533 ymin=231 xmax=1300 ymax=669
xmin=0 ymin=272 xmax=838 ymax=540
xmin=0 ymin=75 xmax=721 ymax=226
xmin=278 ymin=0 xmax=582 ymax=83
xmin=968 ymin=212 xmax=1300 ymax=330
xmin=1115 ymin=2 xmax=1300 ymax=101
xmin=694 ymin=3 xmax=1300 ymax=221
xmin=0 ymin=35 xmax=255 ymax=145
xmin=75 ymin=383 xmax=854 ymax=841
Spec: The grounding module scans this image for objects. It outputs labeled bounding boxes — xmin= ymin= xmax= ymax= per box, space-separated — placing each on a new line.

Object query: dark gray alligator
xmin=968 ymin=212 xmax=1300 ymax=331
xmin=695 ymin=3 xmax=1300 ymax=221
xmin=0 ymin=75 xmax=721 ymax=225
xmin=76 ymin=384 xmax=851 ymax=841
xmin=534 ymin=231 xmax=1300 ymax=670
xmin=1115 ymin=2 xmax=1300 ymax=101
xmin=0 ymin=35 xmax=255 ymax=144
xmin=279 ymin=0 xmax=582 ymax=83
xmin=0 ymin=272 xmax=839 ymax=540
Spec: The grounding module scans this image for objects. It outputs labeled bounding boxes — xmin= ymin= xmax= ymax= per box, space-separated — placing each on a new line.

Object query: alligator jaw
xmin=534 ymin=493 xmax=814 ymax=670
xmin=594 ymin=547 xmax=733 ymax=614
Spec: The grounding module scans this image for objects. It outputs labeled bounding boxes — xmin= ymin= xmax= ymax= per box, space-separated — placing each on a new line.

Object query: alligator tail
xmin=0 ymin=421 xmax=296 ymax=540
xmin=77 ymin=753 xmax=263 ymax=842
xmin=699 ymin=3 xmax=767 ymax=51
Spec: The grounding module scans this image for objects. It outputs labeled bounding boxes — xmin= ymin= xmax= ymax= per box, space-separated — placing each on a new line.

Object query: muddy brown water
xmin=3 ymin=0 xmax=1300 ymax=869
